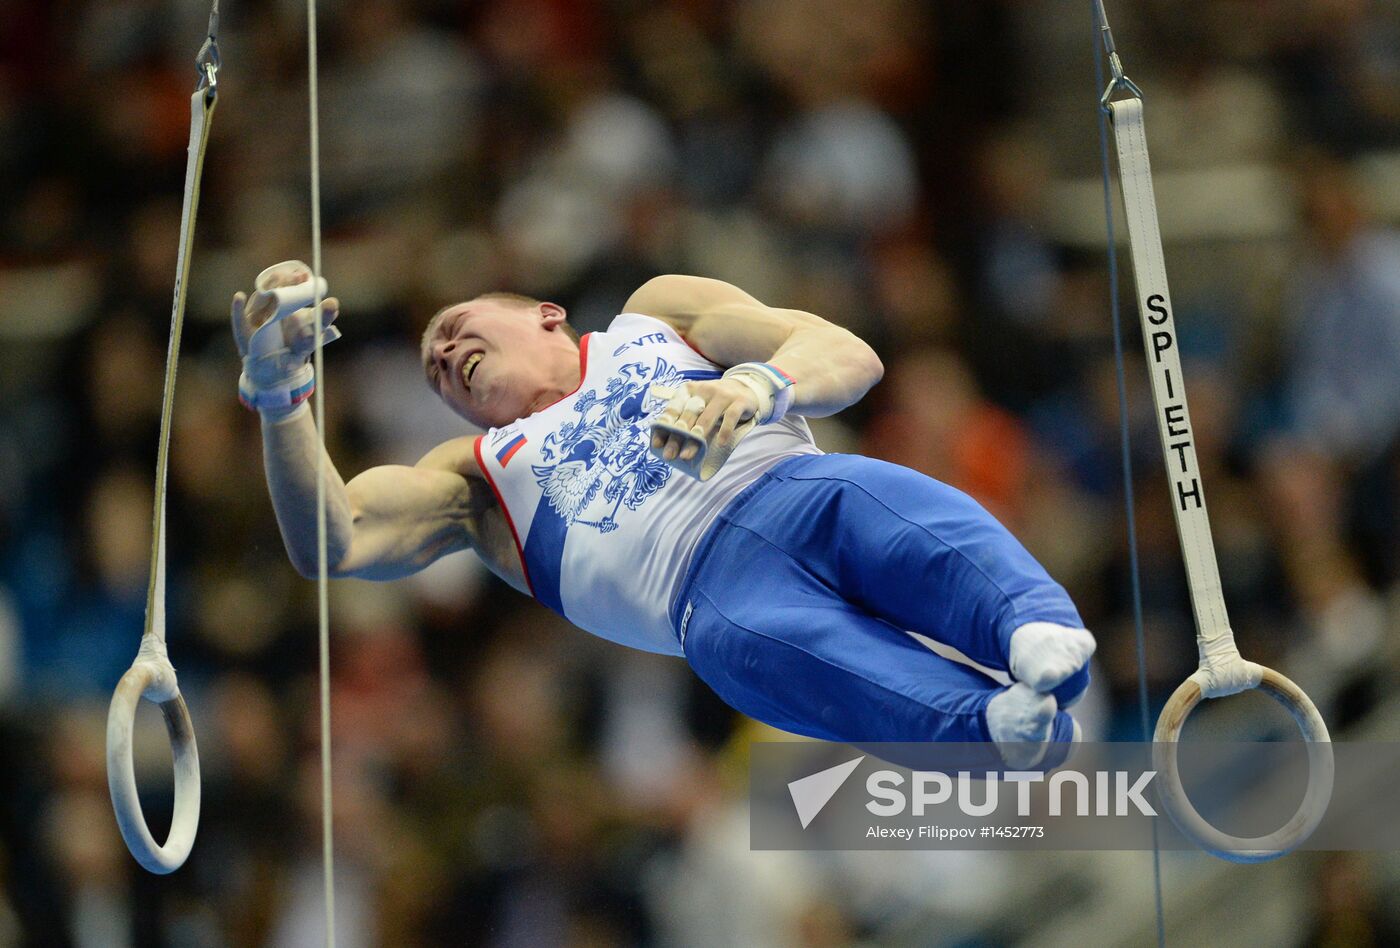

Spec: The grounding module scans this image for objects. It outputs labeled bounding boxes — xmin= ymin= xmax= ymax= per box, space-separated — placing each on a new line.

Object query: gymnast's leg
xmin=679 ymin=575 xmax=1076 ymax=768
xmin=673 ymin=478 xmax=1078 ymax=767
xmin=720 ymin=454 xmax=1096 ymax=707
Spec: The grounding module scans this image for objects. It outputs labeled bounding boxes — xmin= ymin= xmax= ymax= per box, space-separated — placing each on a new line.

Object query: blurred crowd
xmin=2 ymin=0 xmax=1400 ymax=944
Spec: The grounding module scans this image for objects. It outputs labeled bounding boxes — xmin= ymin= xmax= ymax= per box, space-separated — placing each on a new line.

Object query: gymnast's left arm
xmin=625 ymin=273 xmax=885 ymax=419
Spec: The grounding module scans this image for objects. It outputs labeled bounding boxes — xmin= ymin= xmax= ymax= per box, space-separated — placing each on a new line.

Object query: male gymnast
xmin=232 ymin=263 xmax=1096 ymax=768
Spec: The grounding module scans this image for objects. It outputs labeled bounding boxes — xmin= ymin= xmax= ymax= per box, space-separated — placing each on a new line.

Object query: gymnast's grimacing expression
xmin=422 ymin=297 xmax=582 ymax=428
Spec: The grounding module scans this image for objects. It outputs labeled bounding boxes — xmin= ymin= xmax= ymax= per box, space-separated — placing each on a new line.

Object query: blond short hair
xmin=420 ymin=292 xmax=578 ymax=390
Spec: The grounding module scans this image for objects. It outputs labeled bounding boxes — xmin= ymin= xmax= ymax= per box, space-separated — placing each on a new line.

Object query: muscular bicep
xmin=625 ymin=273 xmax=884 ymax=417
xmin=624 ymin=274 xmax=835 ymax=368
xmin=334 ymin=463 xmax=477 ymax=580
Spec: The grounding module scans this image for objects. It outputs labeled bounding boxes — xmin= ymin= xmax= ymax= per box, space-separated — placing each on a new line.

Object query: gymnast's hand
xmin=648 ymin=378 xmax=761 ymax=480
xmin=230 ymin=261 xmax=341 ymax=413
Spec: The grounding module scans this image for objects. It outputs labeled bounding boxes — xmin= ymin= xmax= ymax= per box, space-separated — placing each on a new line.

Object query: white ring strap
xmin=1110 ymin=97 xmax=1245 ymax=692
xmin=1107 ymin=94 xmax=1333 ymax=862
xmin=105 ymin=26 xmax=217 ymax=875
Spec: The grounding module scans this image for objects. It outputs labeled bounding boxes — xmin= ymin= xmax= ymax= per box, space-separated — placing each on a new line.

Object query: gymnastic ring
xmin=1152 ymin=665 xmax=1333 ymax=863
xmin=106 ymin=661 xmax=201 ymax=874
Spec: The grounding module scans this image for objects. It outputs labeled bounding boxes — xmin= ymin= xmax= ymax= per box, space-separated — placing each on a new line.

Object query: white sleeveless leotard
xmin=473 ymin=313 xmax=821 ymax=655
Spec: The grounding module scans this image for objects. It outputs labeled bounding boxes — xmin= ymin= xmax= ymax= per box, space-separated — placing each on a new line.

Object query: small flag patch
xmin=495 ymin=433 xmax=527 ymax=467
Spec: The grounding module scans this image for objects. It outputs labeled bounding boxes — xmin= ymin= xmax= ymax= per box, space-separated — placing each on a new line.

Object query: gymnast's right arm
xmin=233 ymin=264 xmax=478 ymax=581
xmin=259 ymin=411 xmax=479 ymax=580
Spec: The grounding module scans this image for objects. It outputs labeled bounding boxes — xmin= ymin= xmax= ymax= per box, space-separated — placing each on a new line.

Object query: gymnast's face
xmin=422 ymin=297 xmax=579 ymax=428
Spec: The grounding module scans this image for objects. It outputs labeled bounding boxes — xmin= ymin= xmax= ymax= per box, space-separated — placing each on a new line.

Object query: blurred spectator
xmin=1270 ymin=0 xmax=1400 ymax=154
xmin=1303 ymin=852 xmax=1400 ymax=946
xmin=1280 ymin=153 xmax=1400 ymax=462
xmin=320 ymin=0 xmax=482 ymax=220
xmin=861 ymin=346 xmax=1032 ymax=528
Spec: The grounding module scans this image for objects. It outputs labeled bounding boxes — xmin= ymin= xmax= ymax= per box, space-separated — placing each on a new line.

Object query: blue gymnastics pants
xmin=670 ymin=454 xmax=1085 ymax=752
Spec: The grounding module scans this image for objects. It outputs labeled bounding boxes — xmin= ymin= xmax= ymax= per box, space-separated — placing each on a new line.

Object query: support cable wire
xmin=305 ymin=0 xmax=335 ymax=941
xmin=1091 ymin=2 xmax=1166 ymax=944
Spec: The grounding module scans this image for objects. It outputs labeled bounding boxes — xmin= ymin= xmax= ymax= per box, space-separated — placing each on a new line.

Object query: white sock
xmin=1008 ymin=622 xmax=1096 ymax=694
xmin=986 ymin=682 xmax=1058 ymax=769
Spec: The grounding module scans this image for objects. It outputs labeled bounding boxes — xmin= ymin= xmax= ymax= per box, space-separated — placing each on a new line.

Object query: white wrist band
xmin=723 ymin=362 xmax=795 ymax=424
xmin=239 ymin=363 xmax=315 ymax=413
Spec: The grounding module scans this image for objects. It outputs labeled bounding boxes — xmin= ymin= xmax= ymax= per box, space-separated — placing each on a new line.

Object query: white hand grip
xmin=106 ymin=659 xmax=201 ymax=874
xmin=248 ymin=275 xmax=330 ymax=358
xmin=648 ymin=384 xmax=756 ymax=481
xmin=1153 ymin=665 xmax=1333 ymax=863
